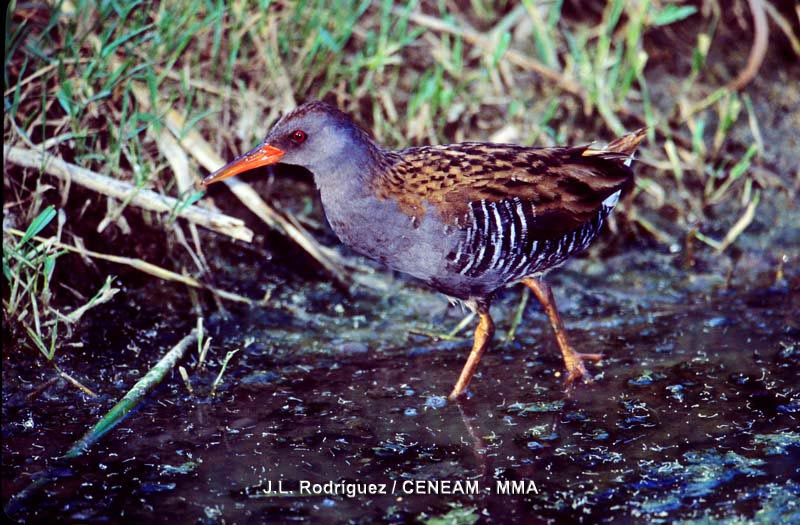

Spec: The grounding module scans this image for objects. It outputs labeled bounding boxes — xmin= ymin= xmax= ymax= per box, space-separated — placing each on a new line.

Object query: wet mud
xmin=3 ymin=244 xmax=798 ymax=524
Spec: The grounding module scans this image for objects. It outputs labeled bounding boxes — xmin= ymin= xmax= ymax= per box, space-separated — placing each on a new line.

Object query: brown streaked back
xmin=373 ymin=128 xmax=645 ymax=241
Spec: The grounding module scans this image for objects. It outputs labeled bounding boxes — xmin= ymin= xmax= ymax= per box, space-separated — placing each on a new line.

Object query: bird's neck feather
xmin=311 ymin=135 xmax=385 ymax=201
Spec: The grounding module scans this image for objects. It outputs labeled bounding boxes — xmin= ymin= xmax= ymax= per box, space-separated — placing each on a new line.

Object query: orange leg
xmin=448 ymin=308 xmax=495 ymax=401
xmin=522 ymin=277 xmax=602 ymax=387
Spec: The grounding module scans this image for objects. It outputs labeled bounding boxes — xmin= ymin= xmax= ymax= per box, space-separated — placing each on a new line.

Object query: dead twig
xmin=4 ymin=145 xmax=254 ymax=243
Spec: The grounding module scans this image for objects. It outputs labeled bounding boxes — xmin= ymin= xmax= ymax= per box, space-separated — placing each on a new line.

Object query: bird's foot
xmin=563 ymin=351 xmax=603 ymax=389
xmin=448 ymin=388 xmax=467 ymax=402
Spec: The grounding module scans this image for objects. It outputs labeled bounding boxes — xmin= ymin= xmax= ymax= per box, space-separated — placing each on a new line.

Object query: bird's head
xmin=202 ymin=101 xmax=374 ymax=186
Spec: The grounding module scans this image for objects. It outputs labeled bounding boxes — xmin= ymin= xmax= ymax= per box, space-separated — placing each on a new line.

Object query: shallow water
xmin=3 ymin=247 xmax=799 ymax=524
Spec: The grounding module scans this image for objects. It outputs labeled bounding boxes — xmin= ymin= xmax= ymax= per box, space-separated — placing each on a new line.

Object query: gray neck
xmin=310 ymin=143 xmax=392 ymax=254
xmin=310 ymin=130 xmax=385 ymax=203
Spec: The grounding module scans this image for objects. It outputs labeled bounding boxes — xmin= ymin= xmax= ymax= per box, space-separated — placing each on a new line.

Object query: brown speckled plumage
xmin=373 ymin=140 xmax=639 ymax=236
xmin=203 ymin=101 xmax=646 ymax=400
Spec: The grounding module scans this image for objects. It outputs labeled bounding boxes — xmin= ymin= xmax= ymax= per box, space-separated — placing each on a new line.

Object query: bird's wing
xmin=374 ymin=130 xmax=644 ymax=241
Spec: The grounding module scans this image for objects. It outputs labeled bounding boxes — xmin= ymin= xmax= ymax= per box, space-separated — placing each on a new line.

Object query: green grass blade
xmin=19 ymin=206 xmax=56 ymax=246
xmin=652 ymin=5 xmax=698 ymax=26
xmin=63 ymin=328 xmax=199 ymax=458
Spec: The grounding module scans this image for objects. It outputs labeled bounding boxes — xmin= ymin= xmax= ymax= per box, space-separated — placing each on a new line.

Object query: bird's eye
xmin=291 ymin=130 xmax=307 ymax=144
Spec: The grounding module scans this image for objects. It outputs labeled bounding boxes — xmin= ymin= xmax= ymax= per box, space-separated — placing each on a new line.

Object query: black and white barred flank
xmin=447 ymin=190 xmax=621 ymax=282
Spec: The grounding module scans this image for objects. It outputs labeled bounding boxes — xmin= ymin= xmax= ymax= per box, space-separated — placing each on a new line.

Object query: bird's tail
xmin=606 ymin=128 xmax=647 ymax=156
xmin=582 ymin=128 xmax=646 ymax=167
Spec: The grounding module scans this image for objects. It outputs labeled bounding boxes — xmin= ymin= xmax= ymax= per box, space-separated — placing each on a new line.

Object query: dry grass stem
xmin=4 ymin=228 xmax=253 ymax=305
xmin=716 ymin=191 xmax=761 ymax=253
xmin=4 ymin=146 xmax=254 ymax=243
xmin=64 ymin=280 xmax=119 ymax=325
xmin=628 ymin=210 xmax=677 ymax=246
xmin=408 ymin=328 xmax=467 ymax=342
xmin=58 ymin=369 xmax=98 ymax=397
xmin=762 ymin=0 xmax=800 ymax=56
xmin=727 ymin=0 xmax=769 ymax=91
xmin=178 ymin=366 xmax=194 ymax=396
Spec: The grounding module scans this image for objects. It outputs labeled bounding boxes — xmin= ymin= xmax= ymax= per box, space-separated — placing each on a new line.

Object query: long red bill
xmin=202 ymin=143 xmax=285 ymax=186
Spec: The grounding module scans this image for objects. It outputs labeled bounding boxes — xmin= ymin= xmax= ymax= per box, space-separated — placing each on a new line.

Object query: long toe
xmin=448 ymin=387 xmax=467 ymax=402
xmin=563 ymin=352 xmax=604 ymax=388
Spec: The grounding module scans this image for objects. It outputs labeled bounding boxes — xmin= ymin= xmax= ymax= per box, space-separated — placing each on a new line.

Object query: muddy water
xmin=3 ymin=247 xmax=798 ymax=524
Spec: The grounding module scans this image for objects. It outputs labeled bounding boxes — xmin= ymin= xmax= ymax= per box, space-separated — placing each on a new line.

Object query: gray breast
xmin=321 ymin=192 xmax=459 ymax=284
